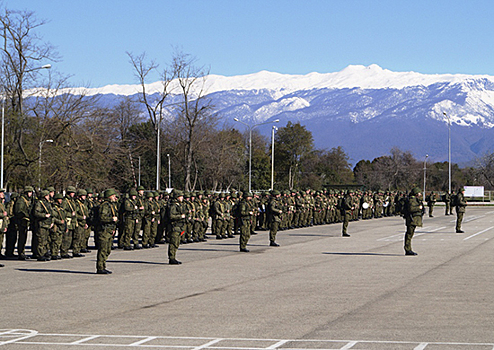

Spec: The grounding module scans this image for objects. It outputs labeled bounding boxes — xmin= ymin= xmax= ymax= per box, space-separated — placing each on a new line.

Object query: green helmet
xmin=66 ymin=186 xmax=76 ymax=193
xmin=54 ymin=193 xmax=63 ymax=200
xmin=129 ymin=188 xmax=138 ymax=196
xmin=24 ymin=186 xmax=34 ymax=193
xmin=77 ymin=189 xmax=87 ymax=197
xmin=104 ymin=188 xmax=117 ymax=198
xmin=411 ymin=187 xmax=422 ymax=196
xmin=173 ymin=189 xmax=184 ymax=198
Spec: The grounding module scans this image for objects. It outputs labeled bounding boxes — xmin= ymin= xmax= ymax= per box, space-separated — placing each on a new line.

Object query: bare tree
xmin=127 ymin=51 xmax=175 ymax=190
xmin=0 ymin=8 xmax=57 ymax=115
xmin=0 ymin=8 xmax=58 ymax=188
xmin=171 ymin=49 xmax=215 ymax=191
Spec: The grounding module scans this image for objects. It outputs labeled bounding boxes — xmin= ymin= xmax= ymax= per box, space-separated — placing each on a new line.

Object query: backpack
xmin=451 ymin=194 xmax=458 ymax=207
xmin=396 ymin=196 xmax=410 ymax=216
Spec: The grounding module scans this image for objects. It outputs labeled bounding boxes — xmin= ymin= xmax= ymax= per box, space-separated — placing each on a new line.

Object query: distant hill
xmin=70 ymin=65 xmax=494 ymax=165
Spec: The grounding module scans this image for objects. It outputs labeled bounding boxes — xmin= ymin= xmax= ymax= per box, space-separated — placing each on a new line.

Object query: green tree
xmin=274 ymin=121 xmax=314 ymax=189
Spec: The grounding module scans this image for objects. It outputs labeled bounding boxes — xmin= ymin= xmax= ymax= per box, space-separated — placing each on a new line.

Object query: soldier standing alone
xmin=455 ymin=187 xmax=467 ymax=233
xmin=341 ymin=190 xmax=354 ymax=237
xmin=404 ymin=187 xmax=424 ymax=256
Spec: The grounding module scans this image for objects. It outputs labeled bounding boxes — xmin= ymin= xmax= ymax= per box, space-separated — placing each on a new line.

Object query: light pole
xmin=156 ymin=125 xmax=160 ymax=191
xmin=1 ymin=64 xmax=51 ymax=189
xmin=423 ymin=154 xmax=428 ymax=203
xmin=234 ymin=118 xmax=280 ymax=192
xmin=38 ymin=139 xmax=53 ymax=190
xmin=443 ymin=112 xmax=452 ymax=194
xmin=271 ymin=125 xmax=278 ymax=190
xmin=138 ymin=156 xmax=141 ymax=187
xmin=167 ymin=153 xmax=171 ymax=189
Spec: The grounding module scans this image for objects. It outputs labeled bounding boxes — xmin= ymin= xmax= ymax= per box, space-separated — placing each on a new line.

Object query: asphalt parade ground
xmin=1 ymin=207 xmax=494 ymax=349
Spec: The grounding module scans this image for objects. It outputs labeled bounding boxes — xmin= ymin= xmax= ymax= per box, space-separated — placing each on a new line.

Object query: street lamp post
xmin=1 ymin=96 xmax=4 ymax=189
xmin=423 ymin=154 xmax=429 ymax=203
xmin=156 ymin=125 xmax=160 ymax=191
xmin=234 ymin=118 xmax=280 ymax=192
xmin=167 ymin=153 xmax=171 ymax=189
xmin=443 ymin=112 xmax=452 ymax=194
xmin=138 ymin=156 xmax=141 ymax=187
xmin=1 ymin=64 xmax=51 ymax=189
xmin=38 ymin=139 xmax=53 ymax=190
xmin=271 ymin=125 xmax=277 ymax=190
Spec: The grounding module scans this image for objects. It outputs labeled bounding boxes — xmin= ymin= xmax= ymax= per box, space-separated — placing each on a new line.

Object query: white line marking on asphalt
xmin=129 ymin=336 xmax=158 ymax=346
xmin=339 ymin=341 xmax=357 ymax=349
xmin=70 ymin=335 xmax=100 ymax=344
xmin=266 ymin=339 xmax=290 ymax=349
xmin=3 ymin=330 xmax=494 ymax=349
xmin=463 ymin=226 xmax=494 ymax=241
xmin=0 ymin=329 xmax=38 ymax=346
xmin=416 ymin=226 xmax=446 ymax=234
xmin=377 ymin=233 xmax=403 ymax=241
xmin=464 ymin=215 xmax=486 ymax=223
xmin=378 ymin=226 xmax=446 ymax=242
xmin=193 ymin=338 xmax=224 ymax=350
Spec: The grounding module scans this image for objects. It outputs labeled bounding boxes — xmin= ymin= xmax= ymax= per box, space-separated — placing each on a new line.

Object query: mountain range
xmin=75 ymin=64 xmax=494 ymax=165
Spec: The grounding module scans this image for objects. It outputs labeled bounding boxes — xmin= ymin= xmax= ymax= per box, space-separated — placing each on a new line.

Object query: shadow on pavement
xmin=323 ymin=252 xmax=402 ymax=257
xmin=288 ymin=234 xmax=328 ymax=237
xmin=17 ymin=268 xmax=95 ymax=275
xmin=109 ymin=260 xmax=167 ymax=265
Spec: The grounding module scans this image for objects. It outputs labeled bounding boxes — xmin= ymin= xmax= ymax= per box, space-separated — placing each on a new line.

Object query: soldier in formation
xmin=0 ymin=185 xmax=470 ymax=269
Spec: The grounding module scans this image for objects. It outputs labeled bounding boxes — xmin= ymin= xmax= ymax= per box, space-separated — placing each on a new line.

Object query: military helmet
xmin=24 ymin=185 xmax=34 ymax=193
xmin=129 ymin=188 xmax=138 ymax=196
xmin=137 ymin=185 xmax=145 ymax=191
xmin=77 ymin=189 xmax=87 ymax=197
xmin=40 ymin=190 xmax=50 ymax=197
xmin=146 ymin=191 xmax=154 ymax=198
xmin=66 ymin=186 xmax=76 ymax=193
xmin=86 ymin=188 xmax=93 ymax=194
xmin=173 ymin=189 xmax=184 ymax=198
xmin=271 ymin=190 xmax=280 ymax=196
xmin=54 ymin=193 xmax=63 ymax=200
xmin=104 ymin=188 xmax=117 ymax=198
xmin=411 ymin=187 xmax=422 ymax=196
xmin=154 ymin=191 xmax=159 ymax=197
xmin=46 ymin=186 xmax=55 ymax=192
xmin=243 ymin=191 xmax=253 ymax=198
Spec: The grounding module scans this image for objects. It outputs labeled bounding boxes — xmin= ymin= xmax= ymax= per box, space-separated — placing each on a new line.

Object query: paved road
xmin=1 ymin=208 xmax=493 ymax=349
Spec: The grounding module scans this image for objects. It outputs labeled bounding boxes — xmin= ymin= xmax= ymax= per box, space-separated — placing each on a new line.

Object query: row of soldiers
xmin=0 ymin=185 xmax=458 ymax=269
xmin=0 ymin=186 xmax=99 ymax=261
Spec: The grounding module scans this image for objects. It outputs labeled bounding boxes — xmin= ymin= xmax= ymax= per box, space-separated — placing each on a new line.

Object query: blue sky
xmin=5 ymin=0 xmax=494 ymax=88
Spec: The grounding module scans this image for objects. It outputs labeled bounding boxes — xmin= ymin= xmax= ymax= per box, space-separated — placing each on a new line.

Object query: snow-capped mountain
xmin=82 ymin=65 xmax=494 ymax=164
